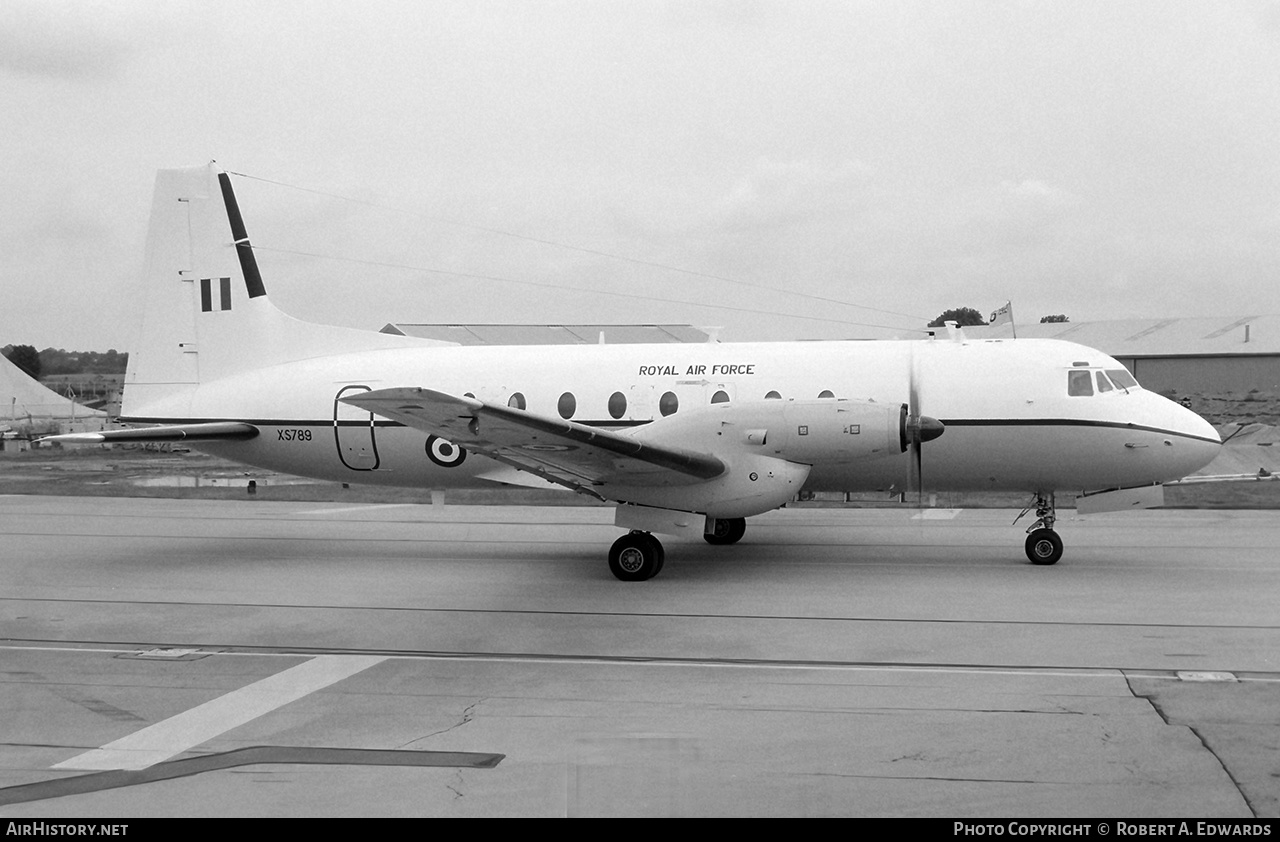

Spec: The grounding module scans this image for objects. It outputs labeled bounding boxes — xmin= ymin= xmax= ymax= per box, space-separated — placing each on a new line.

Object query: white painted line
xmin=1177 ymin=670 xmax=1238 ymax=683
xmin=911 ymin=509 xmax=962 ymax=520
xmin=136 ymin=648 xmax=201 ymax=659
xmin=53 ymin=655 xmax=386 ymax=771
xmin=292 ymin=503 xmax=420 ymax=516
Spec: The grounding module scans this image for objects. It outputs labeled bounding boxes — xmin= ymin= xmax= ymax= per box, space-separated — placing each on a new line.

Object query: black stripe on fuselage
xmin=938 ymin=418 xmax=1221 ymax=445
xmin=120 ymin=415 xmax=1219 ymax=444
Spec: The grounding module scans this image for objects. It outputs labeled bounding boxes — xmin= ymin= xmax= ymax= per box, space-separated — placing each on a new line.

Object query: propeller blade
xmin=909 ymin=343 xmax=923 ymax=504
xmin=911 ymin=432 xmax=923 ymax=505
xmin=904 ymin=343 xmax=944 ymax=505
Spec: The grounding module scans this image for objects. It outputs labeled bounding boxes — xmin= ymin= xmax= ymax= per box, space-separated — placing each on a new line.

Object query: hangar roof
xmin=380 ymin=324 xmax=713 ymax=345
xmin=967 ymin=315 xmax=1280 ymax=357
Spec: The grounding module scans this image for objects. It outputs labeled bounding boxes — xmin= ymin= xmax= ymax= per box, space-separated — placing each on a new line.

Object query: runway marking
xmin=291 ymin=503 xmax=421 ymax=516
xmin=3 ymin=746 xmax=503 ymax=807
xmin=52 ymin=654 xmax=385 ymax=771
xmin=7 ymin=643 xmax=1280 ymax=689
xmin=911 ymin=509 xmax=962 ymax=520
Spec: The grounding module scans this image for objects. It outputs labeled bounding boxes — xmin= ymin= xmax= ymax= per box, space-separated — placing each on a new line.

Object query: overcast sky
xmin=4 ymin=0 xmax=1280 ymax=351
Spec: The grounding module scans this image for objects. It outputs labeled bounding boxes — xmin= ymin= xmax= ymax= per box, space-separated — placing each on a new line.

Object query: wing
xmin=39 ymin=422 xmax=259 ymax=444
xmin=343 ymin=387 xmax=724 ymax=493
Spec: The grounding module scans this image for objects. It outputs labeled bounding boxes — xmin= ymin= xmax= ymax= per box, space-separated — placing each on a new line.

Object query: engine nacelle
xmin=609 ymin=451 xmax=812 ymax=518
xmin=630 ymin=397 xmax=903 ymax=466
xmin=612 ymin=398 xmax=902 ymax=517
xmin=770 ymin=399 xmax=903 ymax=463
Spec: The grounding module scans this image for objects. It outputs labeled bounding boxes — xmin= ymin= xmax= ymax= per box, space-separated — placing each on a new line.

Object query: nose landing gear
xmin=1019 ymin=492 xmax=1064 ymax=565
xmin=1025 ymin=527 xmax=1064 ymax=565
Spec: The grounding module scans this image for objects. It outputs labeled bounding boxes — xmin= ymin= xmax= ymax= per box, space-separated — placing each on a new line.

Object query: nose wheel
xmin=1025 ymin=528 xmax=1063 ymax=565
xmin=608 ymin=531 xmax=665 ymax=581
xmin=1019 ymin=492 xmax=1064 ymax=565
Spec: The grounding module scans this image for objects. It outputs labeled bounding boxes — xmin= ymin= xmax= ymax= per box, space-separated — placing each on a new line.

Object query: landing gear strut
xmin=608 ymin=531 xmax=665 ymax=581
xmin=1020 ymin=492 xmax=1063 ymax=565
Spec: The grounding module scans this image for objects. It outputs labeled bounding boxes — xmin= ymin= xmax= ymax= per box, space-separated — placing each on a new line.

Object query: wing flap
xmin=343 ymin=387 xmax=724 ymax=487
xmin=40 ymin=422 xmax=259 ymax=445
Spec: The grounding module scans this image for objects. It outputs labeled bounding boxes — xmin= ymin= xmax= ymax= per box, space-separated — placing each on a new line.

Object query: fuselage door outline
xmin=334 ymin=385 xmax=380 ymax=471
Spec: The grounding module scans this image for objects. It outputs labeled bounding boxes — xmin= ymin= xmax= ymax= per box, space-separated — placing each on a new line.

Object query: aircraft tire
xmin=609 ymin=532 xmax=665 ymax=581
xmin=704 ymin=517 xmax=747 ymax=545
xmin=1025 ymin=529 xmax=1064 ymax=565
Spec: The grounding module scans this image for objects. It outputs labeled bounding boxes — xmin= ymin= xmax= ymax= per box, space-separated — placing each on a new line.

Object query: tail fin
xmin=123 ymin=163 xmax=420 ymax=419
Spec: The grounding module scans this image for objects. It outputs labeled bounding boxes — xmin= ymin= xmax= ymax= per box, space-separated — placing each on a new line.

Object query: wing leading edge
xmin=342 ymin=387 xmax=725 ymax=492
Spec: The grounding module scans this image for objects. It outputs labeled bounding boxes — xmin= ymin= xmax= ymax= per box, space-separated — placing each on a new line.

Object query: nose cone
xmin=1167 ymin=402 xmax=1222 ymax=478
xmin=917 ymin=416 xmax=945 ymax=443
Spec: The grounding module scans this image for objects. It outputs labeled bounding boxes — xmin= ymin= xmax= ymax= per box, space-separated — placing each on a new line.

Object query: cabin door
xmin=334 ymin=385 xmax=380 ymax=471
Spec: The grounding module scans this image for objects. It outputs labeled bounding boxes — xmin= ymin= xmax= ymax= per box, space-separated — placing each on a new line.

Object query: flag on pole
xmin=989 ymin=301 xmax=1016 ymax=338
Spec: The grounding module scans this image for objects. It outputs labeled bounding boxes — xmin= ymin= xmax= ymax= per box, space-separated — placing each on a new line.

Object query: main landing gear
xmin=704 ymin=516 xmax=746 ymax=545
xmin=608 ymin=516 xmax=750 ymax=581
xmin=608 ymin=531 xmax=665 ymax=582
xmin=1020 ymin=492 xmax=1064 ymax=565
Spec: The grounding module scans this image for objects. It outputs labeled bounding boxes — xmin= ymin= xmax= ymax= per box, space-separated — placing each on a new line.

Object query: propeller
xmin=901 ymin=343 xmax=945 ymax=504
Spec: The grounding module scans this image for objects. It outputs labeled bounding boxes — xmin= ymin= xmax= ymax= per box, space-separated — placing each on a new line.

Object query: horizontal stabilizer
xmin=40 ymin=422 xmax=259 ymax=445
xmin=342 ymin=387 xmax=724 ymax=489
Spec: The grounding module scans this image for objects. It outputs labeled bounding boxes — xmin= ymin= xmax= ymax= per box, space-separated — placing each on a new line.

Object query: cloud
xmin=0 ymin=2 xmax=136 ymax=80
xmin=999 ymin=178 xmax=1080 ymax=207
xmin=932 ymin=178 xmax=1083 ymax=242
xmin=1257 ymin=1 xmax=1280 ymax=34
xmin=707 ymin=156 xmax=873 ymax=232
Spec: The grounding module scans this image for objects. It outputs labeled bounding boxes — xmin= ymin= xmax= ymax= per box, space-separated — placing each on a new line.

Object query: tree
xmin=928 ymin=307 xmax=987 ymax=328
xmin=34 ymin=348 xmax=128 ymax=375
xmin=2 ymin=344 xmax=41 ymax=379
xmin=1040 ymin=314 xmax=1069 ymax=323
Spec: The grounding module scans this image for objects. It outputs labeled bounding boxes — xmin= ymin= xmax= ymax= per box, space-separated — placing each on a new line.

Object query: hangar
xmin=969 ymin=315 xmax=1280 ymax=396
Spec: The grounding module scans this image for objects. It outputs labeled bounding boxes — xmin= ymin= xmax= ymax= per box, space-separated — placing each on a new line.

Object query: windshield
xmin=1106 ymin=369 xmax=1139 ymax=390
xmin=1068 ymin=368 xmax=1141 ymax=397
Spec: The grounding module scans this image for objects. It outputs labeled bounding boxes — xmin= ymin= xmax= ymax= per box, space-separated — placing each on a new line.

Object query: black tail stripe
xmin=217 ymin=172 xmax=267 ymax=299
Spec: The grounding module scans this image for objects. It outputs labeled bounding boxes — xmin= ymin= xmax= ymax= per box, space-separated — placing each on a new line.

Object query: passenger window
xmin=1095 ymin=372 xmax=1114 ymax=393
xmin=1107 ymin=369 xmax=1138 ymax=390
xmin=765 ymin=391 xmax=781 ymax=400
xmin=508 ymin=392 xmax=527 ymax=410
xmin=659 ymin=391 xmax=679 ymax=416
xmin=1067 ymin=371 xmax=1093 ymax=396
xmin=818 ymin=390 xmax=835 ymax=399
xmin=557 ymin=392 xmax=576 ymax=419
xmin=608 ymin=391 xmax=627 ymax=419
xmin=711 ymin=390 xmax=730 ymax=404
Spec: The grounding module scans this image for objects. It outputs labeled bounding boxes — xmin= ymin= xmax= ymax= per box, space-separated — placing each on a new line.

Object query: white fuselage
xmin=124 ymin=335 xmax=1221 ymax=503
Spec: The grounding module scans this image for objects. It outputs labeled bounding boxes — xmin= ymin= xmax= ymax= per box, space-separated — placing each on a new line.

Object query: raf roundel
xmin=425 ymin=434 xmax=467 ymax=467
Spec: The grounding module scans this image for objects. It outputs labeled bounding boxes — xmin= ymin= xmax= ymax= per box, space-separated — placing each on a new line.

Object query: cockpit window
xmin=1106 ymin=369 xmax=1138 ymax=390
xmin=1095 ymin=371 xmax=1114 ymax=393
xmin=1067 ymin=370 xmax=1093 ymax=396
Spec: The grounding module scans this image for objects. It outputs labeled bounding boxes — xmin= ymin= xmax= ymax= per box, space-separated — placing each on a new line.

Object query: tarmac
xmin=0 ymin=495 xmax=1277 ymax=817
